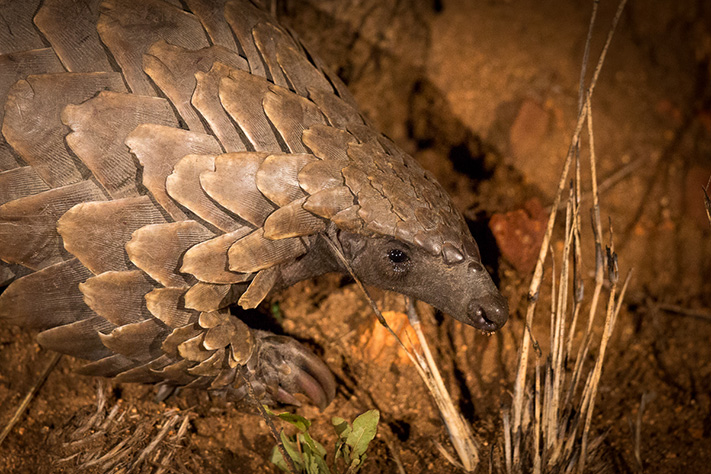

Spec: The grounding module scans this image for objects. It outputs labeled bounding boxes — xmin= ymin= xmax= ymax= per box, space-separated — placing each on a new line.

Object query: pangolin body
xmin=0 ymin=0 xmax=508 ymax=408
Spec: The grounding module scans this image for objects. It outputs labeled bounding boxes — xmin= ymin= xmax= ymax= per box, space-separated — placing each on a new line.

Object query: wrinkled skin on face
xmin=335 ymin=230 xmax=508 ymax=332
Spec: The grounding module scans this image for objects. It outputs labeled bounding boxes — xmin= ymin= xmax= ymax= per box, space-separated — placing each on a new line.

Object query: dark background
xmin=1 ymin=0 xmax=710 ymax=472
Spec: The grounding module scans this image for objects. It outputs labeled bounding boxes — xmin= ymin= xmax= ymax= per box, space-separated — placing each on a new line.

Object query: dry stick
xmin=130 ymin=413 xmax=181 ymax=471
xmin=565 ymin=0 xmax=598 ymax=378
xmin=99 ymin=403 xmax=123 ymax=432
xmin=550 ymin=192 xmax=576 ymax=456
xmin=434 ymin=440 xmax=466 ymax=471
xmin=406 ymin=298 xmax=479 ymax=468
xmin=566 ymin=185 xmax=585 ymax=359
xmin=533 ymin=363 xmax=542 ymax=474
xmin=324 ymin=236 xmax=480 ymax=471
xmin=551 ymin=156 xmax=646 ymax=212
xmin=0 ymin=352 xmax=61 ymax=446
xmin=511 ymin=1 xmax=628 ymax=467
xmin=634 ymin=392 xmax=650 ymax=472
xmin=155 ymin=414 xmax=191 ymax=474
xmin=704 ymin=175 xmax=711 ymax=227
xmin=73 ymin=380 xmax=108 ymax=439
xmin=503 ymin=410 xmax=512 ymax=474
xmin=541 ymin=246 xmax=556 ymax=459
xmin=82 ymin=433 xmax=133 ymax=468
xmin=568 ymin=0 xmax=593 ymax=356
xmin=656 ymin=303 xmax=711 ymax=322
xmin=578 ymin=253 xmax=633 ymax=474
xmin=566 ymin=97 xmax=607 ymax=414
xmin=551 ymin=203 xmax=577 ymax=467
xmin=383 ymin=436 xmax=408 ymax=474
xmin=577 ymin=0 xmax=599 ymax=111
xmin=237 ymin=368 xmax=298 ymax=474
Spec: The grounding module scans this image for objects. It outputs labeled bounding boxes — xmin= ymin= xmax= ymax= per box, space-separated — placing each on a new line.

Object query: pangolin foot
xmin=236 ymin=331 xmax=336 ymax=410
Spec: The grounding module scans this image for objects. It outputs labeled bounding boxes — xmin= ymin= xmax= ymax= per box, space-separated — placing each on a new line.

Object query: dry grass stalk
xmin=407 ymin=299 xmax=480 ymax=470
xmin=54 ymin=382 xmax=195 ymax=473
xmin=656 ymin=303 xmax=711 ymax=322
xmin=0 ymin=352 xmax=61 ymax=447
xmin=503 ymin=0 xmax=630 ymax=472
xmin=704 ymin=176 xmax=711 ymax=227
xmin=633 ymin=392 xmax=651 ymax=472
xmin=238 ymin=367 xmax=299 ymax=474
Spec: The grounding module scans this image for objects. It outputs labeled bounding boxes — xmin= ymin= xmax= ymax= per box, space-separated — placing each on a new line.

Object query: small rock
xmin=489 ymin=198 xmax=547 ymax=273
xmin=358 ymin=311 xmax=420 ymax=365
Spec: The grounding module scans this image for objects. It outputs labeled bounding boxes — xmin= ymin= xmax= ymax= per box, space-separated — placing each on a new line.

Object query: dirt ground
xmin=1 ymin=0 xmax=710 ymax=472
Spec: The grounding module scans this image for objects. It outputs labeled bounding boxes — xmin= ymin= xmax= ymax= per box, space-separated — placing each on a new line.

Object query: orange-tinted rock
xmin=489 ymin=198 xmax=547 ymax=273
xmin=358 ymin=311 xmax=421 ymax=365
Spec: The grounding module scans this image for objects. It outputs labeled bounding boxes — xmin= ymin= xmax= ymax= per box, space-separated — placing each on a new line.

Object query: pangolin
xmin=0 ymin=0 xmax=508 ymax=410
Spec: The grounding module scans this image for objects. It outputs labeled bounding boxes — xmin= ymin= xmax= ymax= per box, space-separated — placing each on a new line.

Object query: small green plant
xmin=268 ymin=408 xmax=380 ymax=474
xmin=270 ymin=301 xmax=284 ymax=323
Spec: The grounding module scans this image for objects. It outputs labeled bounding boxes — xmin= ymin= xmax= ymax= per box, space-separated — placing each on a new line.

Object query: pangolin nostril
xmin=479 ymin=307 xmax=493 ymax=325
xmin=473 ymin=306 xmax=487 ymax=323
xmin=468 ymin=294 xmax=509 ymax=330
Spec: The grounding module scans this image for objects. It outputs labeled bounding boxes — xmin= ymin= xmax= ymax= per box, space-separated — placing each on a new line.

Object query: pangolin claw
xmin=242 ymin=331 xmax=336 ymax=410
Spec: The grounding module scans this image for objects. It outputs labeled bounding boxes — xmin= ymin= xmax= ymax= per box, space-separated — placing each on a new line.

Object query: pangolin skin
xmin=0 ymin=0 xmax=508 ymax=408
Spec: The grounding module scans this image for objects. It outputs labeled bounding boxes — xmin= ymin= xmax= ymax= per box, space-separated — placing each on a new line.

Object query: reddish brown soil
xmin=1 ymin=1 xmax=709 ymax=473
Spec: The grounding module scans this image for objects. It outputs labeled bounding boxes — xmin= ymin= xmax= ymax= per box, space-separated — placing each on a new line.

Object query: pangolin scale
xmin=0 ymin=0 xmax=508 ymax=409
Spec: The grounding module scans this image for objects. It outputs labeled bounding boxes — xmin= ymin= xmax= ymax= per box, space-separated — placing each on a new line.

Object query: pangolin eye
xmin=387 ymin=248 xmax=409 ymax=264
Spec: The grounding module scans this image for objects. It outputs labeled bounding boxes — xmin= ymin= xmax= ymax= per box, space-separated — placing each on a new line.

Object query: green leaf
xmin=300 ymin=432 xmax=328 ymax=459
xmin=280 ymin=430 xmax=305 ymax=471
xmin=345 ymin=410 xmax=380 ymax=459
xmin=269 ymin=445 xmax=291 ymax=472
xmin=262 ymin=405 xmax=311 ymax=433
xmin=331 ymin=416 xmax=351 ymax=441
xmin=271 ymin=302 xmax=284 ymax=322
xmin=303 ymin=453 xmax=318 ymax=474
xmin=263 ymin=406 xmax=312 ymax=432
xmin=298 ymin=433 xmax=331 ymax=474
xmin=276 ymin=412 xmax=312 ymax=432
xmin=334 ymin=439 xmax=345 ymax=463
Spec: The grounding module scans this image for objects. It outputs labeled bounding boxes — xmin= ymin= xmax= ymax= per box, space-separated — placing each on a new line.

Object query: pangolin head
xmin=335 ymin=228 xmax=509 ymax=333
xmin=292 ymin=125 xmax=509 ymax=332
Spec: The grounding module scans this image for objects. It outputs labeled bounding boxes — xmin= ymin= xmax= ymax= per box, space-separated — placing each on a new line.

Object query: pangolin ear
xmin=336 ymin=230 xmax=368 ymax=262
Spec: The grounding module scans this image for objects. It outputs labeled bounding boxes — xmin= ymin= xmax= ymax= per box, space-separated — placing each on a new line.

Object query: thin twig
xmin=634 ymin=392 xmax=651 ymax=472
xmin=0 ymin=352 xmax=61 ymax=446
xmin=550 ymin=156 xmax=646 ymax=212
xmin=129 ymin=413 xmax=181 ymax=471
xmin=383 ymin=435 xmax=408 ymax=474
xmin=237 ymin=368 xmax=297 ymax=474
xmin=406 ymin=298 xmax=480 ymax=470
xmin=577 ymin=0 xmax=599 ymax=111
xmin=533 ymin=363 xmax=541 ymax=474
xmin=704 ymin=175 xmax=711 ymax=227
xmin=565 ymin=97 xmax=606 ymax=411
xmin=578 ymin=259 xmax=632 ymax=473
xmin=656 ymin=303 xmax=711 ymax=322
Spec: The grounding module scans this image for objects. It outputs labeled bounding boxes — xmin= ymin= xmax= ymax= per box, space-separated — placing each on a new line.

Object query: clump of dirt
xmin=1 ymin=1 xmax=709 ymax=473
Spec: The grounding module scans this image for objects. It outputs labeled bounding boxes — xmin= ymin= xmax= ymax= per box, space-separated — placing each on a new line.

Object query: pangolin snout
xmin=467 ymin=290 xmax=509 ymax=332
